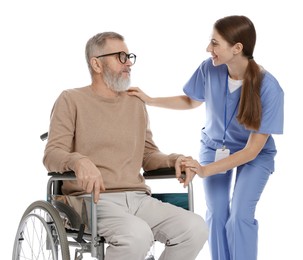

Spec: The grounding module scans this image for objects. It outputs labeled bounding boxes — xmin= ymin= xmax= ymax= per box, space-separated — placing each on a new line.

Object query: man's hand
xmin=180 ymin=157 xmax=209 ymax=178
xmin=74 ymin=158 xmax=105 ymax=203
xmin=175 ymin=156 xmax=196 ymax=187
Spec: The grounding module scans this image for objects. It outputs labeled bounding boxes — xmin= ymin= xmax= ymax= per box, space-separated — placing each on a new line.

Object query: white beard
xmin=103 ymin=63 xmax=130 ymax=92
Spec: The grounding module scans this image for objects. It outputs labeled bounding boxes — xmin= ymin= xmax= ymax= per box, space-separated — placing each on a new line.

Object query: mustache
xmin=122 ymin=68 xmax=131 ymax=73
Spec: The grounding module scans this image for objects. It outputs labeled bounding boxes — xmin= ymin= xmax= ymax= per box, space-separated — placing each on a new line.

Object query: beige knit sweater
xmin=43 ymin=86 xmax=181 ymax=195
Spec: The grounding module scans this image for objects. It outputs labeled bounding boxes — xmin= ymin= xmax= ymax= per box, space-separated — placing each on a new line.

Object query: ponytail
xmin=237 ymin=59 xmax=263 ymax=131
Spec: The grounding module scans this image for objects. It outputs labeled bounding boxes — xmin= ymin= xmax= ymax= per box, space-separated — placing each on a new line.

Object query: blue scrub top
xmin=183 ymin=58 xmax=284 ymax=171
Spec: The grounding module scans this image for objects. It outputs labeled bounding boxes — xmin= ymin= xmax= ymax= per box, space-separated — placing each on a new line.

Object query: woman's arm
xmin=127 ymin=87 xmax=202 ymax=110
xmin=182 ymin=132 xmax=270 ymax=177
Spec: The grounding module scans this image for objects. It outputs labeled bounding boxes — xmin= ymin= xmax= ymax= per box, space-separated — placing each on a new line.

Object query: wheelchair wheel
xmin=12 ymin=200 xmax=70 ymax=260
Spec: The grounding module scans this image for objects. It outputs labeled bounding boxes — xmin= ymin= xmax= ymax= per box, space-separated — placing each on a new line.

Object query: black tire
xmin=52 ymin=200 xmax=83 ymax=230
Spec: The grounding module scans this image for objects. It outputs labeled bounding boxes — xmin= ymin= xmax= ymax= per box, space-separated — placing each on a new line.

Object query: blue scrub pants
xmin=202 ymin=161 xmax=271 ymax=260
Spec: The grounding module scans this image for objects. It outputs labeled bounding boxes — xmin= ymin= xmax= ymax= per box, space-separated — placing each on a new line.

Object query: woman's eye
xmin=211 ymin=40 xmax=218 ymax=46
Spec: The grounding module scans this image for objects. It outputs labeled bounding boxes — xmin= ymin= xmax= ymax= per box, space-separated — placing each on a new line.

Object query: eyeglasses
xmin=96 ymin=51 xmax=136 ymax=65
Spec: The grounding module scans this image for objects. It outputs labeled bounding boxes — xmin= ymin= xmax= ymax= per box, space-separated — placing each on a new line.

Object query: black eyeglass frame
xmin=96 ymin=51 xmax=136 ymax=64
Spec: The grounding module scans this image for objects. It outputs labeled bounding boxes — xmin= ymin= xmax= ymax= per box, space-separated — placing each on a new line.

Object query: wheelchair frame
xmin=13 ymin=168 xmax=194 ymax=260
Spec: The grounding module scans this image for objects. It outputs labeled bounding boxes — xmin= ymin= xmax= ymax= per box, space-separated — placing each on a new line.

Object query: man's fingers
xmin=175 ymin=164 xmax=182 ymax=178
xmin=93 ymin=183 xmax=100 ymax=204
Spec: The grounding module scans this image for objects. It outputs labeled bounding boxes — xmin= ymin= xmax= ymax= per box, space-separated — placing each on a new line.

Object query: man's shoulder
xmin=59 ymin=86 xmax=90 ymax=99
xmin=63 ymin=86 xmax=89 ymax=94
xmin=122 ymin=92 xmax=145 ymax=105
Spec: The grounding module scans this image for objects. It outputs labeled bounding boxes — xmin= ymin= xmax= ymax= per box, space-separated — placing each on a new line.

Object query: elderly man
xmin=43 ymin=31 xmax=208 ymax=260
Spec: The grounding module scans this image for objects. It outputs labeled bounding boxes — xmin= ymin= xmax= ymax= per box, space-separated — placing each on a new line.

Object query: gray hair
xmin=85 ymin=32 xmax=124 ymax=75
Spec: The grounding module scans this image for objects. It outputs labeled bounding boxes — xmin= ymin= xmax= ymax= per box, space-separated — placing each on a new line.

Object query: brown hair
xmin=214 ymin=15 xmax=263 ymax=131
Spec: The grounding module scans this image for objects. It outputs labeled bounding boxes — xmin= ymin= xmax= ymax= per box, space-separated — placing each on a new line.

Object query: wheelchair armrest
xmin=47 ymin=171 xmax=76 ymax=200
xmin=48 ymin=171 xmax=76 ymax=178
xmin=143 ymin=167 xmax=184 ymax=179
xmin=48 ymin=168 xmax=183 ymax=184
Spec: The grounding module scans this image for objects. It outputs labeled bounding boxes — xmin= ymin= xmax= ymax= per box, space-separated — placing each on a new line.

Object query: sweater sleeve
xmin=43 ymin=90 xmax=87 ymax=173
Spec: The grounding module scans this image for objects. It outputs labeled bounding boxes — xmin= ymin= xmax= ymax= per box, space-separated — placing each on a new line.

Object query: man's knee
xmin=104 ymin=220 xmax=154 ymax=259
xmin=167 ymin=213 xmax=208 ymax=248
xmin=187 ymin=214 xmax=209 ymax=246
xmin=111 ymin=219 xmax=154 ymax=252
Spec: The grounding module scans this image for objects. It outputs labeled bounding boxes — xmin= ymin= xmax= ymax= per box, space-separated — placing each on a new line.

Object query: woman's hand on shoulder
xmin=127 ymin=86 xmax=151 ymax=104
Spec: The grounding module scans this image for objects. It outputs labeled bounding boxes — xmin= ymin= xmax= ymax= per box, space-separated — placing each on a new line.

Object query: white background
xmin=1 ymin=0 xmax=301 ymax=259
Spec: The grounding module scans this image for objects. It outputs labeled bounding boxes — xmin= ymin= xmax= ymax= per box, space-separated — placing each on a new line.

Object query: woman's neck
xmin=227 ymin=57 xmax=249 ymax=80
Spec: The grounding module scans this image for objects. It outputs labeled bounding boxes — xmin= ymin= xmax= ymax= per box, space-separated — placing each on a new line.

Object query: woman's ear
xmin=90 ymin=57 xmax=103 ymax=73
xmin=233 ymin=42 xmax=243 ymax=55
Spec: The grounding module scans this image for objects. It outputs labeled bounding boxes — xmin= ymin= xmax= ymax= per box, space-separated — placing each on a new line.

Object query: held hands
xmin=74 ymin=158 xmax=105 ymax=203
xmin=175 ymin=156 xmax=196 ymax=187
xmin=177 ymin=157 xmax=208 ymax=180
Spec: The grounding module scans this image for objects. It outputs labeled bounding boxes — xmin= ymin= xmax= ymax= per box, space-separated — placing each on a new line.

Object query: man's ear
xmin=90 ymin=57 xmax=103 ymax=73
xmin=233 ymin=42 xmax=243 ymax=55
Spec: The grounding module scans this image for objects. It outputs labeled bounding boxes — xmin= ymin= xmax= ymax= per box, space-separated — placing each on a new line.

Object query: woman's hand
xmin=175 ymin=156 xmax=198 ymax=187
xmin=128 ymin=87 xmax=202 ymax=110
xmin=180 ymin=157 xmax=209 ymax=178
xmin=127 ymin=86 xmax=152 ymax=104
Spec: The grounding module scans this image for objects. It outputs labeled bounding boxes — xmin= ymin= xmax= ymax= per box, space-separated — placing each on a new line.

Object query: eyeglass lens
xmin=119 ymin=52 xmax=136 ymax=64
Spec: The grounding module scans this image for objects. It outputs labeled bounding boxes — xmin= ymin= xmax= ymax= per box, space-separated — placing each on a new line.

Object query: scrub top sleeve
xmin=258 ymin=85 xmax=284 ymax=135
xmin=183 ymin=63 xmax=205 ymax=102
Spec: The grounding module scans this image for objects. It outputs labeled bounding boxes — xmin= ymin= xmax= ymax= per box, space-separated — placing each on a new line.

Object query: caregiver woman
xmin=128 ymin=15 xmax=284 ymax=260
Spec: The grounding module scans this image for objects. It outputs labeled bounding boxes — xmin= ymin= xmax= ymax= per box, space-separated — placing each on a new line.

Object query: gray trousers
xmin=84 ymin=191 xmax=208 ymax=260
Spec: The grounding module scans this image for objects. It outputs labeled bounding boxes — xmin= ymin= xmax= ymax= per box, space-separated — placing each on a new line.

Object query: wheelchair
xmin=12 ymin=133 xmax=194 ymax=260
